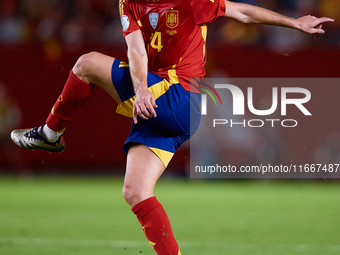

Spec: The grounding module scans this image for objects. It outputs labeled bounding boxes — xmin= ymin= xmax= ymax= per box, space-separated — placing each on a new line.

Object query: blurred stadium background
xmin=0 ymin=0 xmax=340 ymax=175
xmin=0 ymin=0 xmax=340 ymax=254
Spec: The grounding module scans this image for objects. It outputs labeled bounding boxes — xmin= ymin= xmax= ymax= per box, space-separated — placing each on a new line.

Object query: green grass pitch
xmin=0 ymin=177 xmax=339 ymax=255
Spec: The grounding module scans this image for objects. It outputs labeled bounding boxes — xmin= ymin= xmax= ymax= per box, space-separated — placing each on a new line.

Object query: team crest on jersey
xmin=166 ymin=9 xmax=179 ymax=29
xmin=149 ymin=13 xmax=159 ymax=29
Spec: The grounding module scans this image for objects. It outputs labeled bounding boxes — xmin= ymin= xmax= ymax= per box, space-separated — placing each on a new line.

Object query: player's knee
xmin=73 ymin=51 xmax=99 ymax=82
xmin=122 ymin=184 xmax=136 ymax=206
xmin=122 ymin=184 xmax=146 ymax=207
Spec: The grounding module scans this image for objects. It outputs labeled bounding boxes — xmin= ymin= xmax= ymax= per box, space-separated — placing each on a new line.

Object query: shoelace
xmin=25 ymin=127 xmax=43 ymax=140
xmin=24 ymin=126 xmax=61 ymax=145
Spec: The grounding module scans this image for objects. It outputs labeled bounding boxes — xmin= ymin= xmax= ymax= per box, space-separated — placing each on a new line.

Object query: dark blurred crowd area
xmin=0 ymin=0 xmax=339 ymax=50
xmin=0 ymin=0 xmax=339 ymax=176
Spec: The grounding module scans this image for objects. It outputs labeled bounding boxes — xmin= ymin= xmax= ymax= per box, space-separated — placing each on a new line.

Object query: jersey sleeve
xmin=119 ymin=0 xmax=140 ymax=37
xmin=189 ymin=0 xmax=226 ymax=25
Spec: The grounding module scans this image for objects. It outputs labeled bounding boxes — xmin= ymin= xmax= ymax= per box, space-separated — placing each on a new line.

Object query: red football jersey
xmin=120 ymin=0 xmax=226 ymax=91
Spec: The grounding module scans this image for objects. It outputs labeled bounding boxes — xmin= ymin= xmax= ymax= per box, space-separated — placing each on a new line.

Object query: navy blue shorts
xmin=111 ymin=59 xmax=201 ymax=167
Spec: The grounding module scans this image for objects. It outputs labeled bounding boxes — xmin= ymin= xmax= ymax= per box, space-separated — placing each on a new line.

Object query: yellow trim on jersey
xmin=149 ymin=147 xmax=174 ymax=168
xmin=178 ymin=251 xmax=182 ymax=255
xmin=119 ymin=0 xmax=125 ymax=16
xmin=168 ymin=69 xmax=179 ymax=84
xmin=116 ymin=79 xmax=173 ymax=118
xmin=201 ymin=24 xmax=207 ymax=63
xmin=137 ymin=20 xmax=143 ymax=27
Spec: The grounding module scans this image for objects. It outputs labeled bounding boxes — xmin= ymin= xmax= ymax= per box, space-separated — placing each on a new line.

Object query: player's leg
xmin=123 ymin=144 xmax=164 ymax=207
xmin=72 ymin=51 xmax=121 ymax=103
xmin=11 ymin=52 xmax=120 ymax=152
xmin=45 ymin=52 xmax=121 ymax=132
xmin=123 ymin=144 xmax=181 ymax=255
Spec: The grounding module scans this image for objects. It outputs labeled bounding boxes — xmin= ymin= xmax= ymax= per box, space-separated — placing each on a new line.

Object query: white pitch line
xmin=1 ymin=237 xmax=340 ymax=253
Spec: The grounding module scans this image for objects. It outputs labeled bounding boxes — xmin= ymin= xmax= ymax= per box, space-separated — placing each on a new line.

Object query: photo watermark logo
xmin=190 ymin=78 xmax=340 ymax=179
xmin=199 ymin=82 xmax=312 ymax=128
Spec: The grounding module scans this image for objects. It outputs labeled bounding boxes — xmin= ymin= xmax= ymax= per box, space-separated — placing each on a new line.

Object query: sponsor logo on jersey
xmin=149 ymin=13 xmax=159 ymax=29
xmin=121 ymin=15 xmax=130 ymax=31
xmin=166 ymin=9 xmax=179 ymax=29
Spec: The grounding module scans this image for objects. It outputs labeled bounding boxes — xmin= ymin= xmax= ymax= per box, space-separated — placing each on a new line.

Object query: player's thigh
xmin=73 ymin=52 xmax=121 ymax=104
xmin=123 ymin=144 xmax=166 ymax=207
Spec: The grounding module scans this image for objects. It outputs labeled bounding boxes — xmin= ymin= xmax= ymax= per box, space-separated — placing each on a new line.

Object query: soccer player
xmin=11 ymin=1 xmax=333 ymax=254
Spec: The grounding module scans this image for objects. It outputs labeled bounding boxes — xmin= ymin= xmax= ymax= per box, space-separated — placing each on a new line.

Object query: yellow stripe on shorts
xmin=149 ymin=147 xmax=174 ymax=168
xmin=119 ymin=61 xmax=129 ymax=68
xmin=116 ymin=79 xmax=173 ymax=118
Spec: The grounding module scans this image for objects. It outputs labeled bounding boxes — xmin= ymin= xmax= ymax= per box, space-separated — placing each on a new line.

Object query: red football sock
xmin=46 ymin=70 xmax=94 ymax=132
xmin=132 ymin=197 xmax=181 ymax=255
